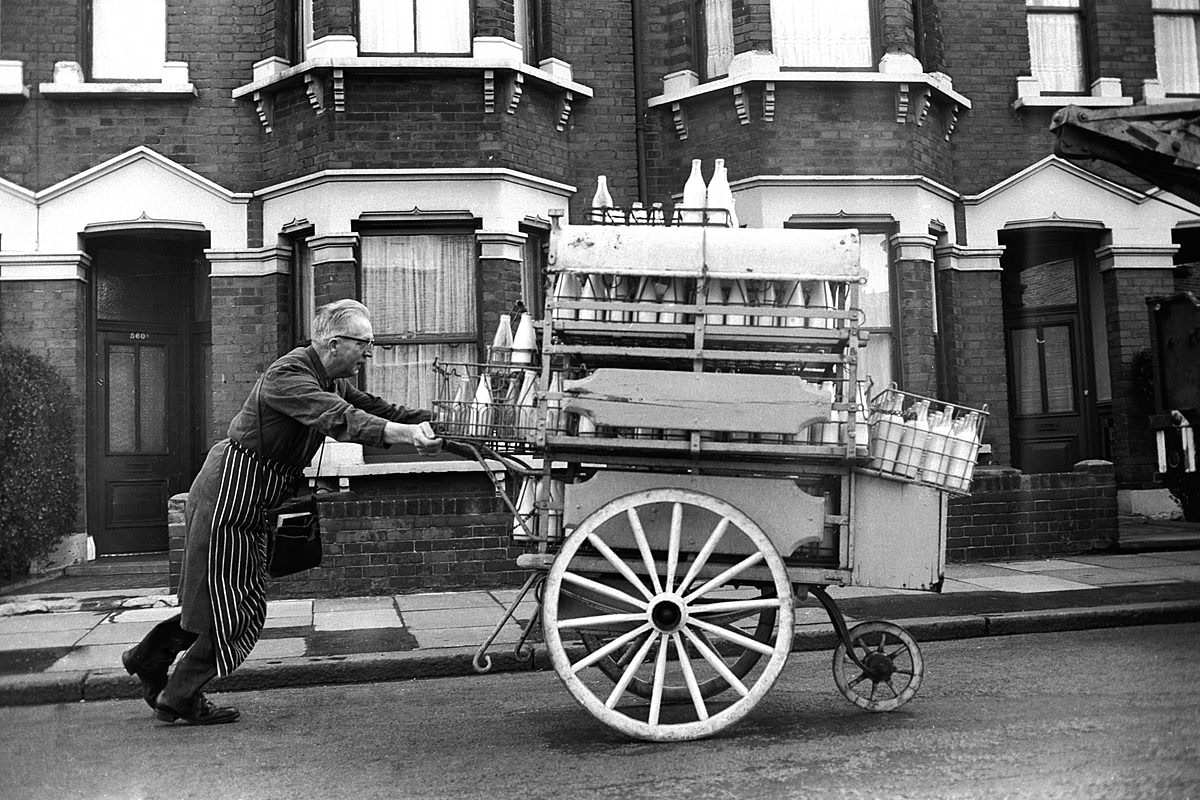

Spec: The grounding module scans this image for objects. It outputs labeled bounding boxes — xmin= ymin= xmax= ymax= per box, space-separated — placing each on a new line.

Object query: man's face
xmin=327 ymin=318 xmax=375 ymax=379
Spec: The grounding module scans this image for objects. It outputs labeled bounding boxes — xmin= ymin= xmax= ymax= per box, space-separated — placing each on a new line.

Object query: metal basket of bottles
xmin=863 ymin=386 xmax=989 ymax=495
xmin=432 ymin=356 xmax=551 ymax=453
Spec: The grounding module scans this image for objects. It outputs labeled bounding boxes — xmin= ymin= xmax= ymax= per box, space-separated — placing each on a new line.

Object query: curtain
xmin=705 ymin=0 xmax=734 ymax=78
xmin=417 ymin=0 xmax=471 ymax=53
xmin=1155 ymin=12 xmax=1200 ymax=93
xmin=771 ymin=0 xmax=873 ymax=69
xmin=360 ymin=0 xmax=415 ymax=52
xmin=1027 ymin=11 xmax=1086 ymax=92
xmin=92 ymin=0 xmax=165 ymax=79
xmin=361 ymin=233 xmax=476 ymax=403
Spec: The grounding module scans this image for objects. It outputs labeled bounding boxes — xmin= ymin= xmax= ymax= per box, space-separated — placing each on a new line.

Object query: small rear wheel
xmin=832 ymin=621 xmax=923 ymax=712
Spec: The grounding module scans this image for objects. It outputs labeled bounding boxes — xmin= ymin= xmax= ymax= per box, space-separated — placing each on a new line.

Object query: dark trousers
xmin=131 ymin=614 xmax=217 ymax=708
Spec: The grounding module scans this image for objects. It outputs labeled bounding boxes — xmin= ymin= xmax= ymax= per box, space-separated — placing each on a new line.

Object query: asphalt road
xmin=2 ymin=623 xmax=1198 ymax=800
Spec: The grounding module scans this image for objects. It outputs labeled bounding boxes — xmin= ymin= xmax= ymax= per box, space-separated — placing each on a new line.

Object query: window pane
xmin=139 ymin=345 xmax=167 ymax=452
xmin=416 ymin=0 xmax=470 ymax=52
xmin=1011 ymin=328 xmax=1043 ymax=416
xmin=361 ymin=0 xmax=416 ymax=52
xmin=1020 ymin=257 xmax=1077 ymax=308
xmin=361 ymin=233 xmax=477 ymax=336
xmin=772 ymin=0 xmax=873 ymax=68
xmin=366 ymin=341 xmax=475 ymax=408
xmin=92 ymin=0 xmax=165 ymax=79
xmin=1028 ymin=12 xmax=1086 ymax=92
xmin=108 ymin=345 xmax=137 ymax=453
xmin=860 ymin=332 xmax=893 ymax=393
xmin=705 ymin=0 xmax=734 ymax=78
xmin=859 ymin=233 xmax=891 ymax=329
xmin=1042 ymin=325 xmax=1076 ymax=413
xmin=1155 ymin=13 xmax=1200 ymax=93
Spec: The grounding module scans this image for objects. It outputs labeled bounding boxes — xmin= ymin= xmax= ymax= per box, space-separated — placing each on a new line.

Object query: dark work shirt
xmin=227 ymin=345 xmax=431 ymax=468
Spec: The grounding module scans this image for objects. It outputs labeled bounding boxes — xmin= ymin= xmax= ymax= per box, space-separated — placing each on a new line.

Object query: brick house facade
xmin=2 ymin=1 xmax=1194 ymax=593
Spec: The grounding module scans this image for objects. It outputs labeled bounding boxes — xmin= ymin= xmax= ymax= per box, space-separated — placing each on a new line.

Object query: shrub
xmin=0 ymin=345 xmax=79 ymax=581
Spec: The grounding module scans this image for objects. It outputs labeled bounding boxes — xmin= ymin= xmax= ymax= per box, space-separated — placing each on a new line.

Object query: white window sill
xmin=231 ymin=56 xmax=594 ymax=100
xmin=0 ymin=59 xmax=28 ymax=96
xmin=0 ymin=85 xmax=28 ymax=97
xmin=1013 ymin=94 xmax=1132 ymax=109
xmin=647 ymin=70 xmax=972 ymax=110
xmin=39 ymin=82 xmax=197 ymax=98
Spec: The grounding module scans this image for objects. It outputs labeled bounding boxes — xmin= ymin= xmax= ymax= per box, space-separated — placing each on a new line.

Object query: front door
xmin=1001 ymin=228 xmax=1100 ymax=474
xmin=1007 ymin=314 xmax=1090 ymax=472
xmin=88 ymin=238 xmax=203 ymax=555
xmin=92 ymin=328 xmax=188 ymax=554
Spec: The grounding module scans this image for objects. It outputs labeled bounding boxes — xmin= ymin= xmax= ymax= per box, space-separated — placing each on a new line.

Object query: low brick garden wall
xmin=946 ymin=461 xmax=1118 ymax=562
xmin=169 ymin=462 xmax=1120 ymax=598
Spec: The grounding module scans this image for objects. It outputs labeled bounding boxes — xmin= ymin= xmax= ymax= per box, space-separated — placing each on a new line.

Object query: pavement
xmin=1 ymin=516 xmax=1198 ymax=709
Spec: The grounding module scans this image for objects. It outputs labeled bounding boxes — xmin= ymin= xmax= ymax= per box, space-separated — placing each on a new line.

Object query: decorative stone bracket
xmin=236 ymin=51 xmax=592 ymax=134
xmin=650 ymin=69 xmax=972 ymax=142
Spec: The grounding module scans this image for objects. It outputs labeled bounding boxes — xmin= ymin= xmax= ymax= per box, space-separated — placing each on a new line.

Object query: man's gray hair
xmin=312 ymin=299 xmax=370 ymax=344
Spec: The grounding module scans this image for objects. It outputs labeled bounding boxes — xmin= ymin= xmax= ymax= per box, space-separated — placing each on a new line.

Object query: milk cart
xmin=433 ymin=209 xmax=987 ymax=742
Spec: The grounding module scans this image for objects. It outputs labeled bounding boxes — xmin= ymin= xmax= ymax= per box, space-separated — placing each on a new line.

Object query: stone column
xmin=892 ymin=234 xmax=938 ymax=398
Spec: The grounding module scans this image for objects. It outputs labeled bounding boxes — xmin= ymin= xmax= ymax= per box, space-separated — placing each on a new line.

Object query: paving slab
xmin=0 ymin=611 xmax=106 ymax=633
xmin=0 ymin=630 xmax=87 ymax=651
xmin=394 ymin=591 xmax=502 ymax=611
xmin=45 ymin=643 xmax=127 ymax=672
xmin=957 ymin=574 xmax=1095 ymax=594
xmin=988 ymin=558 xmax=1090 ymax=573
xmin=313 ymin=608 xmax=403 ymax=631
xmin=245 ymin=637 xmax=307 ymax=660
xmin=401 ymin=607 xmax=510 ymax=629
xmin=1041 ymin=566 xmax=1179 ymax=587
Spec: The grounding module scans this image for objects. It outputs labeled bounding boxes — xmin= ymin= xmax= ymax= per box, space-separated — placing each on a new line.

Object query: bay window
xmin=1026 ymin=0 xmax=1087 ymax=94
xmin=360 ymin=232 xmax=478 ymax=408
xmin=91 ymin=0 xmax=165 ymax=80
xmin=359 ymin=0 xmax=472 ymax=55
xmin=1154 ymin=0 xmax=1200 ymax=95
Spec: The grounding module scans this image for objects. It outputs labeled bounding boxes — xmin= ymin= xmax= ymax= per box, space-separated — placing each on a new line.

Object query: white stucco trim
xmin=207 ymin=246 xmax=292 ymax=277
xmin=0 ymin=251 xmax=91 ymax=282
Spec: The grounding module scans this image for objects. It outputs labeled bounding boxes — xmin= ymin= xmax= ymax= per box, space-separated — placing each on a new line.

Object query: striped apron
xmin=180 ymin=439 xmax=302 ymax=677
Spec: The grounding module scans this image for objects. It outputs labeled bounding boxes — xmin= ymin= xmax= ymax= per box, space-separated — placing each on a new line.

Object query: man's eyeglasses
xmin=335 ymin=334 xmax=375 ymax=349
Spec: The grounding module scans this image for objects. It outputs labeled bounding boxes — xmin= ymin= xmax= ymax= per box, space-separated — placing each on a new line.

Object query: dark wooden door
xmin=88 ymin=240 xmax=199 ymax=556
xmin=90 ymin=329 xmax=188 ymax=554
xmin=1007 ymin=314 xmax=1091 ymax=473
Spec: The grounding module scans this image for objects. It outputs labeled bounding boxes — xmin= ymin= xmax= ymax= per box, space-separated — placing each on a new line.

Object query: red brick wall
xmin=947 ymin=461 xmax=1118 ymax=561
xmin=895 ymin=258 xmax=938 ymax=397
xmin=936 ymin=267 xmax=1011 ymax=465
xmin=271 ymin=473 xmax=525 ymax=597
xmin=209 ymin=274 xmax=292 ymax=432
xmin=1103 ymin=267 xmax=1178 ymax=489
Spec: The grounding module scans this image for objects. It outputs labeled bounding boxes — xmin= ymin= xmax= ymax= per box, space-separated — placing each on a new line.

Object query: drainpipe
xmin=631 ymin=0 xmax=649 ymax=204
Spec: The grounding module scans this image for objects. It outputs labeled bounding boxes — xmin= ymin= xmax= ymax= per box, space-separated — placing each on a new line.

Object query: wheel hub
xmin=648 ymin=595 xmax=687 ymax=633
xmin=862 ymin=651 xmax=895 ymax=681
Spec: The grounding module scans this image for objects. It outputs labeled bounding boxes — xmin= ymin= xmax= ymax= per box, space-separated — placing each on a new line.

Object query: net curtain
xmin=361 ymin=233 xmax=477 ymax=408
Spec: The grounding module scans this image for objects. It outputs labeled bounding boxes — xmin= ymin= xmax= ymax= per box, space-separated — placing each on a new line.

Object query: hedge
xmin=0 ymin=344 xmax=78 ymax=581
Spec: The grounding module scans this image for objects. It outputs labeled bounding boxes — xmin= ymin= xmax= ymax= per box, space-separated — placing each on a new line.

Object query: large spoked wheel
xmin=542 ymin=488 xmax=794 ymax=742
xmin=832 ymin=621 xmax=924 ymax=712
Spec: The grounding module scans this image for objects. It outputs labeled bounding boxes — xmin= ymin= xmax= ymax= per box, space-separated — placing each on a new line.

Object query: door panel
xmin=91 ymin=329 xmax=186 ymax=554
xmin=1008 ymin=317 xmax=1087 ymax=473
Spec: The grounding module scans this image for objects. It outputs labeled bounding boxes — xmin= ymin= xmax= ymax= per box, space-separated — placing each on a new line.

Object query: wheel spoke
xmin=675 ymin=517 xmax=730 ymax=597
xmin=561 ymin=570 xmax=648 ymax=611
xmin=672 ymin=632 xmax=709 ymax=721
xmin=585 ymin=533 xmax=655 ymax=601
xmin=688 ymin=617 xmax=776 ymax=657
xmin=664 ymin=502 xmax=682 ymax=593
xmin=689 ymin=597 xmax=781 ymax=617
xmin=683 ymin=551 xmax=765 ymax=604
xmin=648 ymin=634 xmax=670 ymax=726
xmin=557 ymin=612 xmax=648 ymax=630
xmin=681 ymin=626 xmax=749 ymax=697
xmin=605 ymin=632 xmax=659 ymax=709
xmin=571 ymin=622 xmax=654 ymax=673
xmin=626 ymin=508 xmax=664 ymax=596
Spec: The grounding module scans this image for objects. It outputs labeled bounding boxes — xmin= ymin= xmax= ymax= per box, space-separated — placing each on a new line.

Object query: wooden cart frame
xmin=434 ymin=210 xmax=983 ymax=741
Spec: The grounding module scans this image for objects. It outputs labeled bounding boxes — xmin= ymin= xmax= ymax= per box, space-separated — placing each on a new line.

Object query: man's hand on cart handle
xmin=384 ymin=420 xmax=443 ymax=456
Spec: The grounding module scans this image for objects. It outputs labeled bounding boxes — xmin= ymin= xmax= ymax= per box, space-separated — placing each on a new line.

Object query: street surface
xmin=1 ymin=623 xmax=1198 ymax=800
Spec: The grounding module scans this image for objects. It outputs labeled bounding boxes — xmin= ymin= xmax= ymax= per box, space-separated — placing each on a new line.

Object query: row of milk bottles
xmin=867 ymin=393 xmax=984 ymax=492
xmin=564 ymin=160 xmax=847 ymax=329
xmin=445 ymin=311 xmax=546 ymax=439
